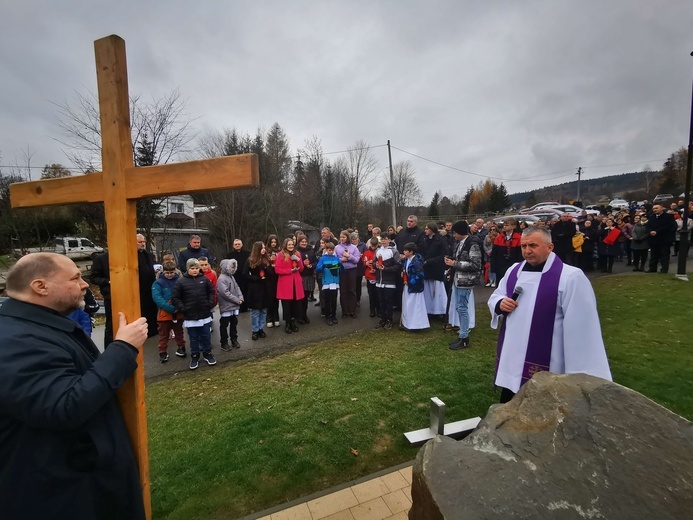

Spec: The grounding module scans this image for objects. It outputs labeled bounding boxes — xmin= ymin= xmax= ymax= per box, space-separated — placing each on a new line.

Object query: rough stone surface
xmin=410 ymin=372 xmax=693 ymax=519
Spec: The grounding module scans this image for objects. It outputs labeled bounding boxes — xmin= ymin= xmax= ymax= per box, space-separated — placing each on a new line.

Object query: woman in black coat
xmin=243 ymin=241 xmax=273 ymax=340
xmin=296 ymin=234 xmax=316 ymax=323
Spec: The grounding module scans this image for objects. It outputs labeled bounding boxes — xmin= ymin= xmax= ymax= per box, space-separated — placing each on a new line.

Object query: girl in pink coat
xmin=275 ymin=237 xmax=305 ymax=334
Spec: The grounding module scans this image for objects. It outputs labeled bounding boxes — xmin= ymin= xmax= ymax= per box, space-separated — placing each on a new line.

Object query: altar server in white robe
xmin=488 ymin=226 xmax=612 ymax=403
xmin=401 ymin=242 xmax=430 ymax=331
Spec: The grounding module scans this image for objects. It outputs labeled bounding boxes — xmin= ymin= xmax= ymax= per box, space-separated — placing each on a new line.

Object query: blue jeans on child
xmin=251 ymin=309 xmax=267 ymax=332
xmin=186 ymin=323 xmax=212 ymax=356
xmin=454 ymin=286 xmax=472 ymax=339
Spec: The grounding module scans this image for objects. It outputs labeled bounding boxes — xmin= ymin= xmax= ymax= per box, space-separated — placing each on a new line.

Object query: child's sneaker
xmin=175 ymin=347 xmax=187 ymax=358
xmin=189 ymin=355 xmax=199 ymax=370
xmin=203 ymin=352 xmax=217 ymax=366
xmin=159 ymin=352 xmax=169 ymax=363
xmin=220 ymin=343 xmax=232 ymax=352
xmin=231 ymin=339 xmax=241 ymax=349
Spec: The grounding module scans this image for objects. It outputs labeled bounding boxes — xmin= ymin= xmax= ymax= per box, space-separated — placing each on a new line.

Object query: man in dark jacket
xmin=90 ymin=234 xmax=159 ymax=343
xmin=395 ymin=215 xmax=425 ymax=252
xmin=421 ymin=223 xmax=448 ymax=315
xmin=647 ymin=204 xmax=678 ymax=273
xmin=0 ymin=253 xmax=148 ymax=520
xmin=551 ymin=213 xmax=577 ymax=263
xmin=177 ymin=234 xmax=214 ymax=272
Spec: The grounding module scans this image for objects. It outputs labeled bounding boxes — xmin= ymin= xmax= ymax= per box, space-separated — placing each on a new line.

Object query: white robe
xmin=402 ymin=289 xmax=430 ymax=330
xmin=488 ymin=252 xmax=612 ymax=393
xmin=423 ymin=280 xmax=447 ymax=314
xmin=447 ymin=286 xmax=475 ymax=329
xmin=402 ymin=257 xmax=430 ymax=330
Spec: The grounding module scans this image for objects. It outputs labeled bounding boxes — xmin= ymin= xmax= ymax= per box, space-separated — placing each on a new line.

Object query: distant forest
xmin=509 ymin=147 xmax=689 ymax=207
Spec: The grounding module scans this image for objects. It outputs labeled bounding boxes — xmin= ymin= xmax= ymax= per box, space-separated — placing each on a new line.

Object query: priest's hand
xmin=115 ymin=313 xmax=148 ymax=348
xmin=499 ymin=297 xmax=519 ymax=314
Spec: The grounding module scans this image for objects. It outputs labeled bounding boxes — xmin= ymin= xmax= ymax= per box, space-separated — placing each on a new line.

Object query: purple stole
xmin=496 ymin=255 xmax=563 ymax=387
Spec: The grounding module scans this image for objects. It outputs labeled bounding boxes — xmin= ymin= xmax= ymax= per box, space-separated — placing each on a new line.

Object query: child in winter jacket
xmin=172 ymin=258 xmax=216 ymax=370
xmin=217 ymin=259 xmax=244 ymax=350
xmin=315 ymin=242 xmax=342 ymax=325
xmin=152 ymin=261 xmax=187 ymax=362
xmin=375 ymin=235 xmax=401 ymax=330
xmin=361 ymin=237 xmax=380 ymax=317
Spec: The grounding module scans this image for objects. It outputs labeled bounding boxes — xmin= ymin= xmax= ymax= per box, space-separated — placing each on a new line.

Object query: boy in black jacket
xmin=172 ymin=258 xmax=216 ymax=370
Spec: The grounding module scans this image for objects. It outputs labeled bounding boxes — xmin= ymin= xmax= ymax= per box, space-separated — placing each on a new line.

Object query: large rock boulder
xmin=410 ymin=372 xmax=693 ymax=519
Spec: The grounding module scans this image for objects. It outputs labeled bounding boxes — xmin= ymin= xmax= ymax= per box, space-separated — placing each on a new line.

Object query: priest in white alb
xmin=488 ymin=226 xmax=612 ymax=403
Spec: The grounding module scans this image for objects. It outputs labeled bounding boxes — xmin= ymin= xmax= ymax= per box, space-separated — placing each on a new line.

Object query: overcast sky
xmin=1 ymin=0 xmax=692 ymax=202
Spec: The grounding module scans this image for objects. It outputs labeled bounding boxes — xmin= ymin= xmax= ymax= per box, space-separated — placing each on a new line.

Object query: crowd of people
xmin=123 ymin=215 xmax=490 ymax=368
xmin=83 ymin=198 xmax=692 ymax=371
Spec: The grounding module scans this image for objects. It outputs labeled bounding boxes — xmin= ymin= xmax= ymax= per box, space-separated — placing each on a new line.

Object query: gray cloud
xmin=1 ymin=0 xmax=691 ymax=202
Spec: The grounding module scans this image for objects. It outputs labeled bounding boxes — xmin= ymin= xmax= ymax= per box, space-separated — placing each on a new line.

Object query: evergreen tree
xmin=428 ymin=191 xmax=440 ymax=218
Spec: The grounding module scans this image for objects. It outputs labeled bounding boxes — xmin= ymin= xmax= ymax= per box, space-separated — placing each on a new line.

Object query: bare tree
xmin=342 ymin=139 xmax=379 ymax=226
xmin=381 ymin=160 xmax=422 ymax=224
xmin=54 ymin=88 xmax=196 ymax=172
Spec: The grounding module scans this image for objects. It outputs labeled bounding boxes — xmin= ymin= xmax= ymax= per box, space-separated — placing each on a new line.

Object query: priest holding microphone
xmin=488 ymin=226 xmax=612 ymax=404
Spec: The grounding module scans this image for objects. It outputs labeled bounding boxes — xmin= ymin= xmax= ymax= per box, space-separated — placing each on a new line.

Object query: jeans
xmin=186 ymin=323 xmax=211 ymax=355
xmin=455 ymin=286 xmax=472 ymax=339
xmin=251 ymin=309 xmax=267 ymax=332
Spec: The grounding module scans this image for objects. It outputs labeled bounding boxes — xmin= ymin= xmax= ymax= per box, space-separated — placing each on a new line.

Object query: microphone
xmin=510 ymin=286 xmax=523 ymax=301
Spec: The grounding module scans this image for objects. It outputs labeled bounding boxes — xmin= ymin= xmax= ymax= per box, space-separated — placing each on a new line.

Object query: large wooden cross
xmin=10 ymin=35 xmax=259 ymax=519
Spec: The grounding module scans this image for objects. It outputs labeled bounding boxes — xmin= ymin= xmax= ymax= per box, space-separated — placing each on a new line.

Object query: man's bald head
xmin=6 ymin=253 xmax=88 ymax=314
xmin=6 ymin=253 xmax=63 ymax=297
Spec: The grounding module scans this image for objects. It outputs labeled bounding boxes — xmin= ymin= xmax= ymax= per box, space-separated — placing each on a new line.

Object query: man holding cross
xmin=9 ymin=35 xmax=260 ymax=515
xmin=0 ymin=253 xmax=148 ymax=519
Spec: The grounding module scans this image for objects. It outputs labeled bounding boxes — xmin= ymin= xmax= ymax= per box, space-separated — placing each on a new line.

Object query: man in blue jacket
xmin=0 ymin=253 xmax=148 ymax=520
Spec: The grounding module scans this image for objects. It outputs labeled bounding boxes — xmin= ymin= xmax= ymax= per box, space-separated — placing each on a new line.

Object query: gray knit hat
xmin=186 ymin=258 xmax=200 ymax=269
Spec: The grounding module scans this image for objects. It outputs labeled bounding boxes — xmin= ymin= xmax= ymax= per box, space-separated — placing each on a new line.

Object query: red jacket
xmin=203 ymin=268 xmax=218 ymax=306
xmin=362 ymin=249 xmax=377 ymax=281
xmin=275 ymin=252 xmax=305 ymax=300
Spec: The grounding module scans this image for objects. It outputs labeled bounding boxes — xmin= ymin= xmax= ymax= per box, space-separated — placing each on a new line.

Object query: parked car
xmin=519 ymin=202 xmax=559 ymax=214
xmin=653 ymin=194 xmax=674 ymax=205
xmin=523 ymin=209 xmax=562 ymax=222
xmin=609 ymin=199 xmax=629 ymax=210
xmin=493 ymin=214 xmax=540 ymax=226
xmin=13 ymin=236 xmax=105 ymax=260
xmin=545 ymin=204 xmax=586 ymax=216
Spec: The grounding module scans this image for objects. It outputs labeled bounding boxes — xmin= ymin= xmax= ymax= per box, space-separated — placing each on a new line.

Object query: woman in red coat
xmin=275 ymin=237 xmax=305 ymax=334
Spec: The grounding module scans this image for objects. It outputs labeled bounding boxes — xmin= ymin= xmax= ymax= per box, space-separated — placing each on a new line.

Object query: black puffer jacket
xmin=172 ymin=272 xmax=214 ymax=320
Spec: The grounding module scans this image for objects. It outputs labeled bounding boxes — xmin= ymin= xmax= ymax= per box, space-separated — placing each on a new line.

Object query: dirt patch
xmin=372 ymin=434 xmax=393 ymax=453
xmin=335 ymin=414 xmax=353 ymax=423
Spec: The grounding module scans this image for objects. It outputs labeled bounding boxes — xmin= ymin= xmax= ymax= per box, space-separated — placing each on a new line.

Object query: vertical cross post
xmin=94 ymin=35 xmax=151 ymax=517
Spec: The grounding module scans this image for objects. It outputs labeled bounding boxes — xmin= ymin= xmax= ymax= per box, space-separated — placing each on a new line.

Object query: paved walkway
xmin=245 ymin=462 xmax=414 ymax=520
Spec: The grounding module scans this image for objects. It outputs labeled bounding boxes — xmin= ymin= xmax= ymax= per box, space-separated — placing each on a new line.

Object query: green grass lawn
xmin=146 ymin=273 xmax=693 ymax=519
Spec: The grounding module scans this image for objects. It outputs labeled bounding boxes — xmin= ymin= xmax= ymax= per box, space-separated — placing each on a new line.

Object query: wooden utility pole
xmin=387 ymin=140 xmax=397 ymax=226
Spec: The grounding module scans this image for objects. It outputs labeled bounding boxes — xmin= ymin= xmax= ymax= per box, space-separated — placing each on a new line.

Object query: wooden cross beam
xmin=9 ymin=35 xmax=259 ymax=519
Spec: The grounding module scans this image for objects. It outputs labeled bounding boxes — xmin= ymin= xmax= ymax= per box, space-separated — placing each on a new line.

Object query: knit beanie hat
xmin=186 ymin=258 xmax=200 ymax=269
xmin=451 ymin=220 xmax=469 ymax=236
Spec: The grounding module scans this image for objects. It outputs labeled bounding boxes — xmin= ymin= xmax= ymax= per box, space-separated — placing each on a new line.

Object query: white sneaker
xmin=485 ymin=282 xmax=491 ymax=287
xmin=274 ymin=321 xmax=280 ymax=327
xmin=266 ymin=322 xmax=274 ymax=328
xmin=490 ymin=281 xmax=496 ymax=288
